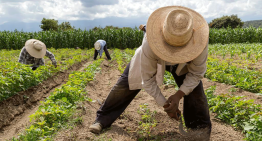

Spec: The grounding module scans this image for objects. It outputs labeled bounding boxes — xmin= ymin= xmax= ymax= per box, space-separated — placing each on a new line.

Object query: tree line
xmin=41 ymin=14 xmax=260 ymax=31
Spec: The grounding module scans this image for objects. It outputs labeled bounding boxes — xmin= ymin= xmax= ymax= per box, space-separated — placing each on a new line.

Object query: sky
xmin=0 ymin=0 xmax=261 ymax=32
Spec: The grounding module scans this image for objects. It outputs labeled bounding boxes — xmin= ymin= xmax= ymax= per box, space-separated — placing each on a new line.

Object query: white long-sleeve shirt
xmin=128 ymin=34 xmax=208 ymax=106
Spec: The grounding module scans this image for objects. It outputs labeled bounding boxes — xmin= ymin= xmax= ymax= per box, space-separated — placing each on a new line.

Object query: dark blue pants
xmin=96 ymin=63 xmax=211 ymax=131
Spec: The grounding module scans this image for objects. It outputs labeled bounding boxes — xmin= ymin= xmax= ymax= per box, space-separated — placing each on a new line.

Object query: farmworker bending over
xmin=139 ymin=24 xmax=146 ymax=35
xmin=89 ymin=6 xmax=211 ymax=139
xmin=18 ymin=39 xmax=57 ymax=70
xmin=94 ymin=40 xmax=111 ymax=60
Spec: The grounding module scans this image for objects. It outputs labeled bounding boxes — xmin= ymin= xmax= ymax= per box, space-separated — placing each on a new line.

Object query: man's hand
xmin=163 ymin=90 xmax=185 ymax=120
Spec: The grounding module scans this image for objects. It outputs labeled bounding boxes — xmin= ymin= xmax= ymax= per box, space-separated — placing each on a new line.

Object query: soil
xmin=2 ymin=59 xmax=261 ymax=141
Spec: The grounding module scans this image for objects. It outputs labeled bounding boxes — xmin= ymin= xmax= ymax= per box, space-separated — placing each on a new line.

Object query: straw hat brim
xmin=94 ymin=42 xmax=101 ymax=50
xmin=146 ymin=6 xmax=209 ymax=64
xmin=25 ymin=39 xmax=46 ymax=58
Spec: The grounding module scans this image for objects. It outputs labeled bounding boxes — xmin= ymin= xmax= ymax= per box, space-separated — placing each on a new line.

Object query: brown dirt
xmin=0 ymin=60 xmax=90 ymax=141
xmin=54 ymin=60 xmax=254 ymax=141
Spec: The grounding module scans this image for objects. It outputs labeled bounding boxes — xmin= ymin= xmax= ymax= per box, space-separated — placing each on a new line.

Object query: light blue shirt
xmin=96 ymin=40 xmax=106 ymax=57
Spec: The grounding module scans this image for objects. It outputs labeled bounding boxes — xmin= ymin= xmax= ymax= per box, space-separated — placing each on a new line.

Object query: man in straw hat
xmin=139 ymin=24 xmax=146 ymax=34
xmin=18 ymin=39 xmax=57 ymax=70
xmin=94 ymin=39 xmax=111 ymax=60
xmin=89 ymin=6 xmax=211 ymax=138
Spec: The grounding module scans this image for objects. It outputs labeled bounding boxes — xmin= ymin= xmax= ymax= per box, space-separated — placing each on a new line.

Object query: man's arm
xmin=45 ymin=50 xmax=57 ymax=66
xmin=179 ymin=45 xmax=208 ymax=95
xmin=141 ymin=36 xmax=166 ymax=106
xmin=18 ymin=47 xmax=26 ymax=64
xmin=164 ymin=45 xmax=208 ymax=120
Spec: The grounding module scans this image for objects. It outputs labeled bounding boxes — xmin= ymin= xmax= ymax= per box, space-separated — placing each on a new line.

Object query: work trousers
xmin=94 ymin=45 xmax=111 ymax=60
xmin=95 ymin=63 xmax=211 ymax=131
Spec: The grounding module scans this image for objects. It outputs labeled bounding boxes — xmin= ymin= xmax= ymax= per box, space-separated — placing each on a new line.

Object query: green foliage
xmin=40 ymin=18 xmax=59 ymax=31
xmin=2 ymin=27 xmax=262 ymax=49
xmin=112 ymin=48 xmax=134 ymax=73
xmin=205 ymin=57 xmax=262 ymax=93
xmin=0 ymin=28 xmax=144 ymax=50
xmin=243 ymin=20 xmax=262 ymax=28
xmin=209 ymin=14 xmax=244 ymax=28
xmin=137 ymin=104 xmax=157 ymax=140
xmin=92 ymin=25 xmax=120 ymax=31
xmin=209 ymin=27 xmax=262 ymax=44
xmin=12 ymin=59 xmax=103 ymax=141
xmin=59 ymin=22 xmax=75 ymax=31
xmin=208 ymin=43 xmax=262 ymax=61
xmin=205 ymin=86 xmax=262 ymax=141
xmin=0 ymin=48 xmax=93 ymax=102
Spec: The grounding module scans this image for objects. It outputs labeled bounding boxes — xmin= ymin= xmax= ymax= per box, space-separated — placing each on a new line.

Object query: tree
xmin=209 ymin=14 xmax=244 ymax=28
xmin=243 ymin=20 xmax=262 ymax=28
xmin=104 ymin=25 xmax=119 ymax=29
xmin=59 ymin=22 xmax=75 ymax=31
xmin=92 ymin=26 xmax=102 ymax=31
xmin=40 ymin=18 xmax=59 ymax=31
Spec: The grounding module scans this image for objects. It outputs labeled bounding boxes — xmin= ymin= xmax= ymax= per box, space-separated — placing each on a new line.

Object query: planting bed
xmin=1 ymin=46 xmax=261 ymax=140
xmin=53 ymin=60 xmax=251 ymax=141
xmin=0 ymin=59 xmax=90 ymax=140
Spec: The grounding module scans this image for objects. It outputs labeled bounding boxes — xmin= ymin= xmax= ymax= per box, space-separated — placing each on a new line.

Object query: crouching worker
xmin=18 ymin=39 xmax=57 ymax=70
xmin=139 ymin=24 xmax=146 ymax=35
xmin=94 ymin=40 xmax=111 ymax=60
xmin=89 ymin=6 xmax=212 ymax=139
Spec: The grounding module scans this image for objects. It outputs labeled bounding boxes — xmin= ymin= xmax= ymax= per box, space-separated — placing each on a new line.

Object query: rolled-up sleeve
xmin=179 ymin=45 xmax=208 ymax=95
xmin=141 ymin=37 xmax=167 ymax=106
xmin=18 ymin=47 xmax=26 ymax=64
xmin=45 ymin=50 xmax=57 ymax=66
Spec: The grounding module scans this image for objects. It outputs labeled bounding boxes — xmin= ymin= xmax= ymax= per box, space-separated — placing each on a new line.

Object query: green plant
xmin=205 ymin=86 xmax=262 ymax=141
xmin=12 ymin=59 xmax=103 ymax=140
xmin=137 ymin=104 xmax=157 ymax=140
xmin=0 ymin=48 xmax=93 ymax=102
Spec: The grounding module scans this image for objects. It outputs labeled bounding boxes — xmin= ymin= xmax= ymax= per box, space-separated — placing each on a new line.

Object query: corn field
xmin=209 ymin=27 xmax=262 ymax=44
xmin=1 ymin=27 xmax=262 ymax=50
xmin=0 ymin=28 xmax=144 ymax=50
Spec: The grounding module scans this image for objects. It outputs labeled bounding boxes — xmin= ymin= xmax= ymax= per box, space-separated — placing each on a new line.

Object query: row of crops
xmin=1 ymin=44 xmax=261 ymax=140
xmin=207 ymin=43 xmax=262 ymax=93
xmin=13 ymin=59 xmax=103 ymax=141
xmin=1 ymin=27 xmax=262 ymax=49
xmin=0 ymin=48 xmax=94 ymax=102
xmin=111 ymin=45 xmax=262 ymax=94
xmin=11 ymin=49 xmax=131 ymax=140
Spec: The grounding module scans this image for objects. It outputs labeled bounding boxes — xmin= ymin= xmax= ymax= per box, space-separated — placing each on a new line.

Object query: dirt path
xmin=54 ymin=60 xmax=251 ymax=141
xmin=0 ymin=60 xmax=92 ymax=141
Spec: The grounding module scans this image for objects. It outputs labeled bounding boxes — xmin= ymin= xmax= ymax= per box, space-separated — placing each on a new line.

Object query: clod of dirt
xmin=103 ymin=61 xmax=109 ymax=67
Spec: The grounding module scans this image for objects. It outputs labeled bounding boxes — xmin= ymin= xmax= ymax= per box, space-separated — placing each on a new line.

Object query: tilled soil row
xmin=54 ymin=60 xmax=246 ymax=141
xmin=0 ymin=59 xmax=89 ymax=140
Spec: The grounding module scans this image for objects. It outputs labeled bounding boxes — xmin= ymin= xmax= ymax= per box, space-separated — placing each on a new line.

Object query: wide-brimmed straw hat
xmin=25 ymin=39 xmax=46 ymax=58
xmin=139 ymin=24 xmax=146 ymax=30
xmin=94 ymin=42 xmax=101 ymax=50
xmin=146 ymin=6 xmax=209 ymax=64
